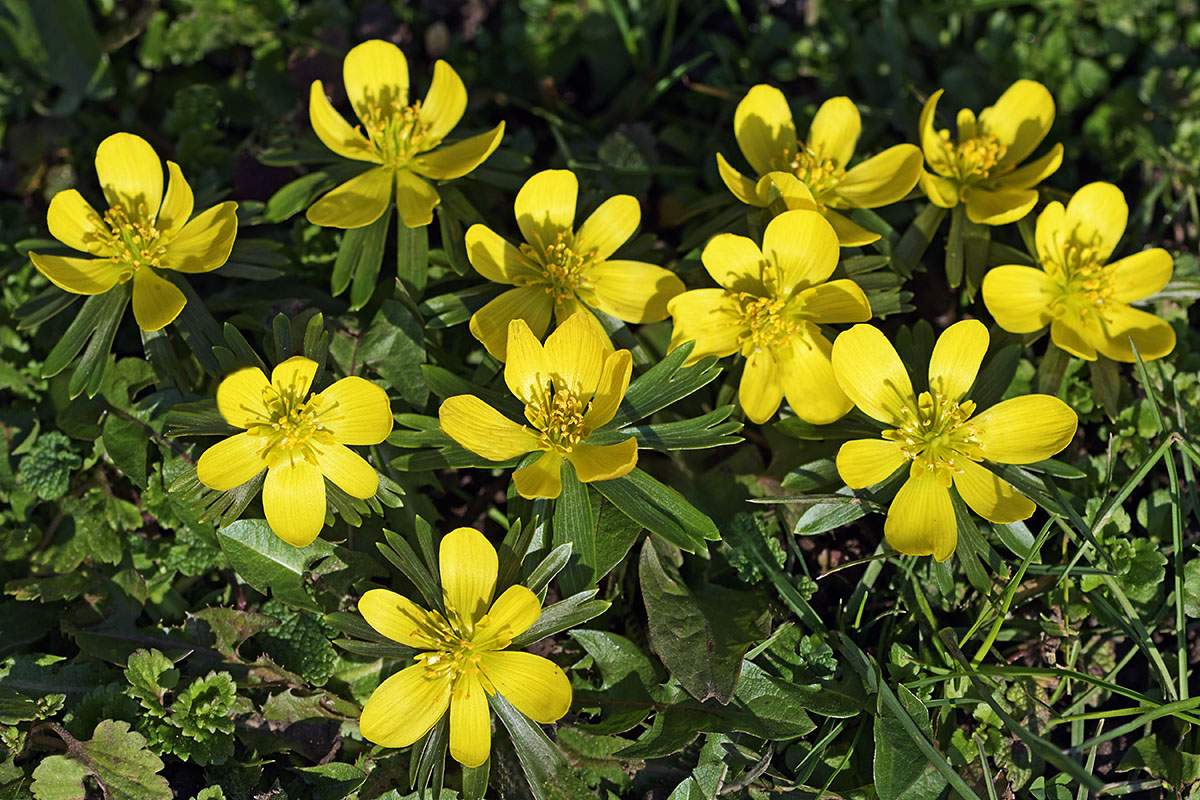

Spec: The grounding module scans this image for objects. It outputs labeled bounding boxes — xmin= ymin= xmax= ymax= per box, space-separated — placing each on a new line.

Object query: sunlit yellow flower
xmin=29 ymin=132 xmax=238 ymax=332
xmin=717 ymin=88 xmax=923 ymax=246
xmin=307 ymin=39 xmax=504 ymax=229
xmin=440 ymin=312 xmax=636 ymax=499
xmin=981 ymin=182 xmax=1175 ymax=362
xmin=466 ymin=169 xmax=684 ymax=361
xmin=918 ymin=80 xmax=1063 ymax=225
xmin=832 ymin=320 xmax=1077 ymax=561
xmin=668 ymin=209 xmax=871 ymax=425
xmin=358 ymin=527 xmax=571 ymax=767
xmin=197 ymin=356 xmax=393 ymax=547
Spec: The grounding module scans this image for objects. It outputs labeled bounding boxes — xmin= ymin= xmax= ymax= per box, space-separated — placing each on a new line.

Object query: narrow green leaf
xmin=397 ymin=216 xmax=430 ymax=296
xmin=553 ymin=461 xmax=595 ymax=594
xmin=594 ymin=468 xmax=717 ymax=553
xmin=331 ymin=208 xmax=390 ymax=300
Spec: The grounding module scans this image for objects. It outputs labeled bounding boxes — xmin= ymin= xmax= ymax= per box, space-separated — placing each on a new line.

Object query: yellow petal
xmin=438 ymin=395 xmax=540 ymax=460
xmin=465 ymin=224 xmax=529 ymax=284
xmin=977 ymin=79 xmax=1055 ymax=169
xmin=29 ymin=253 xmax=122 ymax=295
xmin=196 ymin=433 xmax=267 ymax=491
xmin=919 ymin=171 xmax=960 ymax=208
xmin=263 ymin=459 xmax=327 ymax=547
xmin=411 ymin=123 xmax=505 ymax=180
xmin=419 ymin=60 xmax=467 ymax=144
xmin=567 ymin=437 xmax=638 ymax=482
xmin=469 ymin=287 xmax=553 ymax=362
xmin=918 ymin=89 xmax=948 ymax=173
xmin=543 ymin=311 xmax=608 ymax=400
xmin=95 ymin=132 xmax=162 ymax=220
xmin=474 ymin=584 xmax=542 ymax=648
xmin=927 ymin=319 xmax=988 ymax=402
xmin=308 ymin=80 xmax=378 ymax=163
xmin=988 ymin=144 xmax=1062 ymax=191
xmin=358 ymin=588 xmax=441 ymax=649
xmin=740 ymin=348 xmax=784 ymax=424
xmin=482 ymin=650 xmax=572 ymax=723
xmin=515 ymin=170 xmax=577 ymax=246
xmin=582 ymin=349 xmax=632 ymax=430
xmin=344 ymin=39 xmax=409 ymax=123
xmin=1050 ymin=318 xmax=1099 ymax=361
xmin=440 ymin=526 xmax=498 ymax=626
xmin=754 ymin=171 xmax=818 ymax=211
xmin=666 ymin=289 xmax=743 ymax=362
xmin=359 ymin=665 xmax=451 ymax=748
xmin=780 ymin=330 xmax=852 ymax=425
xmin=504 ymin=317 xmax=551 ymax=405
xmin=980 ymin=265 xmax=1055 ymax=334
xmin=513 ymin=450 xmax=564 ymax=499
xmin=822 ymin=208 xmax=881 ymax=247
xmin=953 ymin=460 xmax=1034 ymax=524
xmin=46 ymin=190 xmax=104 ymax=253
xmin=885 ymin=470 xmax=957 ymax=561
xmin=794 ymin=279 xmax=871 ymax=324
xmin=313 ymin=441 xmax=378 ymax=499
xmin=963 ymin=186 xmax=1038 ymax=226
xmin=163 ymin=201 xmax=238 ymax=273
xmin=734 ymin=84 xmax=796 ymax=176
xmin=395 ymin=168 xmax=442 ymax=227
xmin=716 ymin=152 xmax=763 ymax=206
xmin=157 ymin=162 xmax=195 ymax=240
xmin=315 ymin=376 xmax=393 ymax=445
xmin=217 ymin=366 xmax=271 ymax=428
xmin=1063 ymin=182 xmax=1127 ymax=264
xmin=972 ymin=394 xmax=1078 ymax=464
xmin=1107 ymin=249 xmax=1173 ymax=303
xmin=1095 ymin=305 xmax=1177 ymax=363
xmin=837 ymin=438 xmax=907 ymax=488
xmin=808 ymin=96 xmax=860 ymax=168
xmin=585 ymin=260 xmax=684 ymax=324
xmin=1034 ymin=201 xmax=1066 ymax=267
xmin=131 ymin=268 xmax=186 ymax=331
xmin=271 ymin=355 xmax=318 ymax=400
xmin=835 ymin=144 xmax=923 ymax=208
xmin=762 ymin=209 xmax=839 ymax=290
xmin=306 ymin=166 xmax=393 ymax=229
xmin=830 ymin=324 xmax=913 ymax=426
xmin=701 ymin=233 xmax=767 ymax=293
xmin=576 ymin=195 xmax=639 ymax=260
xmin=449 ymin=673 xmax=491 ymax=768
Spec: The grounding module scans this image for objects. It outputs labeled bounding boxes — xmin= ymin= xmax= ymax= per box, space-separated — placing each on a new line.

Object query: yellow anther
xmin=882 ymin=389 xmax=983 ymax=475
xmin=360 ymin=97 xmax=431 ymax=166
xmin=770 ymin=140 xmax=845 ymax=200
xmin=517 ymin=230 xmax=597 ymax=305
xmin=939 ymin=131 xmax=1007 ymax=184
xmin=736 ymin=293 xmax=799 ymax=355
xmin=527 ymin=384 xmax=589 ymax=454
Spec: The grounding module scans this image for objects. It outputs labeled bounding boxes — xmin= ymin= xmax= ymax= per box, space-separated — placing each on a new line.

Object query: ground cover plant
xmin=3 ymin=1 xmax=1200 ymax=798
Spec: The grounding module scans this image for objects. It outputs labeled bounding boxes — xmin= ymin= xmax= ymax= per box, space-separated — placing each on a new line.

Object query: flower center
xmin=87 ymin=204 xmax=168 ymax=280
xmin=736 ymin=292 xmax=799 ymax=355
xmin=526 ymin=385 xmax=589 ymax=454
xmin=408 ymin=605 xmax=513 ymax=688
xmin=1044 ymin=240 xmax=1114 ymax=321
xmin=360 ymin=97 xmax=431 ymax=167
xmin=244 ymin=387 xmax=337 ymax=467
xmin=770 ymin=140 xmax=844 ymax=202
xmin=517 ymin=230 xmax=597 ymax=305
xmin=882 ymin=390 xmax=983 ymax=485
xmin=937 ymin=130 xmax=1007 ymax=184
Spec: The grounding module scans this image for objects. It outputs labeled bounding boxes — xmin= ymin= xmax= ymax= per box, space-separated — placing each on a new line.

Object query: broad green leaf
xmin=31 ymin=720 xmax=171 ymax=800
xmin=332 ymin=206 xmax=390 ymax=300
xmin=360 ymin=299 xmax=427 ymax=407
xmin=874 ymin=684 xmax=949 ymax=800
xmin=594 ymin=468 xmax=718 ymax=553
xmin=215 ymin=519 xmax=336 ymax=612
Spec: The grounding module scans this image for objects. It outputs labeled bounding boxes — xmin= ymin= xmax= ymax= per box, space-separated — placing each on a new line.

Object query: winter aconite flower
xmin=918 ymin=80 xmax=1063 ymax=225
xmin=466 ymin=169 xmax=684 ymax=360
xmin=981 ymin=182 xmax=1175 ymax=362
xmin=307 ymin=39 xmax=504 ymax=229
xmin=717 ymin=88 xmax=923 ymax=246
xmin=358 ymin=527 xmax=571 ymax=767
xmin=440 ymin=312 xmax=636 ymax=498
xmin=668 ymin=209 xmax=871 ymax=424
xmin=197 ymin=356 xmax=393 ymax=547
xmin=29 ymin=132 xmax=238 ymax=331
xmin=831 ymin=320 xmax=1077 ymax=561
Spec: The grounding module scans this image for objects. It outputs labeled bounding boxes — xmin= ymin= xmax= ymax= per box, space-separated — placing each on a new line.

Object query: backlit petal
xmin=822 ymin=208 xmax=881 ymax=247
xmin=157 ymin=162 xmax=195 ymax=240
xmin=972 ymin=394 xmax=1078 ymax=464
xmin=306 ymin=166 xmax=393 ymax=229
xmin=808 ymin=96 xmax=859 ymax=168
xmin=977 ymin=79 xmax=1055 ymax=169
xmin=734 ymin=84 xmax=796 ymax=176
xmin=465 ymin=224 xmax=529 ymax=284
xmin=438 ymin=395 xmax=540 ymax=460
xmin=701 ymin=233 xmax=767 ymax=293
xmin=919 ymin=171 xmax=960 ymax=208
xmin=567 ymin=438 xmax=638 ymax=483
xmin=544 ymin=311 xmax=608 ymax=400
xmin=395 ymin=168 xmax=442 ymax=228
xmin=1034 ymin=201 xmax=1066 ymax=267
xmin=475 ymin=584 xmax=542 ymax=648
xmin=515 ymin=170 xmax=577 ymax=246
xmin=482 ymin=650 xmax=572 ymax=723
xmin=271 ymin=356 xmax=318 ymax=400
xmin=586 ymin=260 xmax=684 ymax=324
xmin=835 ymin=144 xmax=923 ymax=208
xmin=29 ymin=253 xmax=121 ymax=295
xmin=359 ymin=665 xmax=451 ymax=748
xmin=666 ymin=289 xmax=743 ymax=363
xmin=513 ymin=450 xmax=564 ymax=499
xmin=344 ymin=39 xmax=408 ymax=122
xmin=837 ymin=438 xmax=907 ymax=489
xmin=576 ymin=195 xmax=639 ymax=261
xmin=963 ymin=186 xmax=1038 ymax=226
xmin=1063 ymin=182 xmax=1127 ymax=264
xmin=885 ymin=470 xmax=957 ymax=561
xmin=95 ymin=132 xmax=162 ymax=219
xmin=1107 ymin=249 xmax=1173 ymax=303
xmin=830 ymin=324 xmax=913 ymax=426
xmin=582 ymin=349 xmax=632 ymax=430
xmin=316 ymin=376 xmax=393 ymax=445
xmin=762 ymin=209 xmax=839 ymax=291
xmin=411 ymin=124 xmax=504 ymax=180
xmin=313 ymin=441 xmax=378 ymax=499
xmin=263 ymin=459 xmax=327 ymax=547
xmin=217 ymin=366 xmax=271 ymax=428
xmin=309 ymin=80 xmax=377 ymax=163
xmin=988 ymin=144 xmax=1062 ymax=191
xmin=980 ymin=265 xmax=1055 ymax=334
xmin=419 ymin=60 xmax=467 ymax=144
xmin=449 ymin=674 xmax=491 ymax=768
xmin=927 ymin=319 xmax=988 ymax=402
xmin=196 ymin=433 xmax=266 ymax=491
xmin=1095 ymin=305 xmax=1176 ymax=363
xmin=716 ymin=153 xmax=762 ymax=206
xmin=469 ymin=287 xmax=553 ymax=362
xmin=131 ymin=268 xmax=186 ymax=331
xmin=440 ymin=527 xmax=498 ymax=626
xmin=918 ymin=89 xmax=948 ymax=173
xmin=953 ymin=460 xmax=1034 ymax=524
xmin=755 ymin=171 xmax=818 ymax=211
xmin=163 ymin=201 xmax=238 ymax=273
xmin=358 ymin=588 xmax=441 ymax=649
xmin=1050 ymin=318 xmax=1098 ymax=360
xmin=504 ymin=317 xmax=551 ymax=405
xmin=780 ymin=329 xmax=852 ymax=424
xmin=740 ymin=348 xmax=784 ymax=424
xmin=794 ymin=279 xmax=871 ymax=324
xmin=47 ymin=190 xmax=104 ymax=253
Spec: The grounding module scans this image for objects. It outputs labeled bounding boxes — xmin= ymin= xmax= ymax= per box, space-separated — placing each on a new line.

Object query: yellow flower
xmin=358 ymin=527 xmax=572 ymax=767
xmin=667 ymin=209 xmax=872 ymax=425
xmin=465 ymin=169 xmax=684 ymax=361
xmin=831 ymin=320 xmax=1078 ymax=561
xmin=196 ymin=356 xmax=393 ymax=547
xmin=716 ymin=88 xmax=923 ymax=247
xmin=306 ymin=39 xmax=504 ymax=229
xmin=439 ymin=312 xmax=636 ymax=499
xmin=918 ymin=80 xmax=1063 ymax=225
xmin=981 ymin=182 xmax=1175 ymax=362
xmin=29 ymin=132 xmax=238 ymax=332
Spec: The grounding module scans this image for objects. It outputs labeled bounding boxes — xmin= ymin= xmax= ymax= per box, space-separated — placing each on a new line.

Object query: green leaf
xmin=892 ymin=203 xmax=946 ymax=277
xmin=601 ymin=406 xmax=742 ymax=451
xmin=360 ymin=299 xmax=427 ymax=407
xmin=291 ymin=763 xmax=367 ymax=800
xmin=511 ymin=590 xmax=610 ymax=649
xmin=123 ymin=649 xmax=178 ymax=714
xmin=332 ymin=207 xmax=390 ymax=301
xmin=552 ymin=461 xmax=596 ymax=595
xmin=606 ymin=343 xmax=723 ymax=428
xmin=215 ymin=519 xmax=336 ymax=612
xmin=31 ymin=720 xmax=171 ymax=800
xmin=1184 ymin=558 xmax=1200 ymax=618
xmin=488 ymin=691 xmax=593 ymax=800
xmin=102 ymin=413 xmax=149 ymax=488
xmin=264 ymin=172 xmax=334 ymax=223
xmin=593 ymin=468 xmax=718 ymax=553
xmin=30 ymin=754 xmax=92 ymax=800
xmin=874 ymin=684 xmax=949 ymax=800
xmin=396 ymin=216 xmax=430 ymax=295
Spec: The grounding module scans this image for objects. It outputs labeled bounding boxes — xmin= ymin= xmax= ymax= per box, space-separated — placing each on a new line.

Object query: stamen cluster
xmin=772 ymin=141 xmax=844 ymax=199
xmin=527 ymin=385 xmax=588 ymax=453
xmin=937 ymin=131 xmax=1007 ymax=184
xmin=518 ymin=231 xmax=597 ymax=305
xmin=89 ymin=204 xmax=168 ymax=277
xmin=361 ymin=96 xmax=431 ymax=166
xmin=882 ymin=390 xmax=983 ymax=483
xmin=244 ymin=388 xmax=337 ymax=467
xmin=736 ymin=293 xmax=799 ymax=354
xmin=1044 ymin=240 xmax=1114 ymax=320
